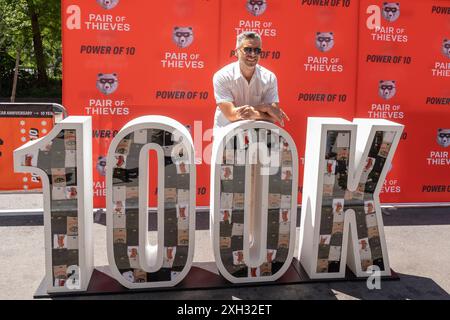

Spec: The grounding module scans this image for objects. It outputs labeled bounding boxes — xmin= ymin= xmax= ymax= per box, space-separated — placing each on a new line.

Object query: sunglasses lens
xmin=243 ymin=47 xmax=261 ymax=55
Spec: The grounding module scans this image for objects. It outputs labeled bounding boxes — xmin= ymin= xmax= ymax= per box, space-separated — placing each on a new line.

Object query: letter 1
xmin=14 ymin=117 xmax=94 ymax=292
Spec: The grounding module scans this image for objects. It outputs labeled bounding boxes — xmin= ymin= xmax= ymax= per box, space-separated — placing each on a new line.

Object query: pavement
xmin=0 ymin=193 xmax=449 ymax=300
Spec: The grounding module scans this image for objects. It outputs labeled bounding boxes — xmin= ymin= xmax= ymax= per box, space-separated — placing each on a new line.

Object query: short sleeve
xmin=213 ymin=72 xmax=234 ymax=104
xmin=263 ymin=73 xmax=279 ymax=104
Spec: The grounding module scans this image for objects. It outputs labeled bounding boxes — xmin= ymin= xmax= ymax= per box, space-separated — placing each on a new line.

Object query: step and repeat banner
xmin=61 ymin=0 xmax=449 ymax=208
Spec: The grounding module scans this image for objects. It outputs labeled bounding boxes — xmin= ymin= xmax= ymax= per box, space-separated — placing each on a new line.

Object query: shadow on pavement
xmin=51 ymin=271 xmax=449 ymax=300
xmin=1 ymin=206 xmax=449 ymax=228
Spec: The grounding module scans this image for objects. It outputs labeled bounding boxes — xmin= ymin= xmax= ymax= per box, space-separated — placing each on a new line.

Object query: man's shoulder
xmin=214 ymin=62 xmax=237 ymax=80
xmin=257 ymin=64 xmax=276 ymax=78
xmin=257 ymin=64 xmax=277 ymax=82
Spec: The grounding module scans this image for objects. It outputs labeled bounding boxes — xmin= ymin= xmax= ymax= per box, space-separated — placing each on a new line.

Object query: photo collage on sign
xmin=22 ymin=129 xmax=80 ymax=287
xmin=318 ymin=130 xmax=396 ymax=273
xmin=219 ymin=129 xmax=293 ymax=278
xmin=112 ymin=129 xmax=190 ymax=283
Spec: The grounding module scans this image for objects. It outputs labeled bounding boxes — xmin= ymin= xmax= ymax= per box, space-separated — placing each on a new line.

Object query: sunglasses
xmin=250 ymin=0 xmax=264 ymax=5
xmin=318 ymin=37 xmax=332 ymax=43
xmin=242 ymin=47 xmax=262 ymax=55
xmin=175 ymin=32 xmax=191 ymax=38
xmin=384 ymin=7 xmax=398 ymax=13
xmin=445 ymin=44 xmax=450 ymax=49
xmin=381 ymin=85 xmax=394 ymax=90
xmin=439 ymin=133 xmax=450 ymax=138
xmin=100 ymin=79 xmax=116 ymax=84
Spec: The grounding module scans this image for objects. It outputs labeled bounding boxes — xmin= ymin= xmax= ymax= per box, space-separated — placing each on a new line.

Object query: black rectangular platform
xmin=34 ymin=258 xmax=399 ymax=299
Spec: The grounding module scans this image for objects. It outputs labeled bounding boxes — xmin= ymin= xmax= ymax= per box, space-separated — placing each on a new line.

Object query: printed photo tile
xmin=266 ymin=249 xmax=277 ymax=263
xmin=176 ymin=161 xmax=189 ymax=174
xmin=134 ymin=129 xmax=148 ymax=144
xmin=177 ymin=189 xmax=190 ymax=205
xmin=65 ymin=186 xmax=78 ymax=200
xmin=319 ymin=234 xmax=331 ymax=246
xmin=279 ymin=209 xmax=290 ymax=223
xmin=278 ymin=234 xmax=289 ymax=248
xmin=248 ymin=267 xmax=260 ymax=278
xmin=279 ymin=222 xmax=290 ymax=235
xmin=232 ymin=250 xmax=245 ymax=266
xmin=116 ymin=138 xmax=131 ymax=155
xmin=364 ymin=200 xmax=375 ymax=214
xmin=363 ymin=157 xmax=376 ymax=173
xmin=233 ymin=193 xmax=244 ymax=210
xmin=281 ymin=167 xmax=293 ymax=180
xmin=114 ymin=201 xmax=125 ymax=215
xmin=113 ymin=228 xmax=126 ymax=244
xmin=176 ymin=204 xmax=189 ymax=219
xmin=280 ymin=195 xmax=291 ymax=209
xmin=53 ymin=234 xmax=67 ymax=249
xmin=231 ymin=223 xmax=244 ymax=236
xmin=328 ymin=245 xmax=342 ymax=262
xmin=178 ymin=229 xmax=189 ymax=246
xmin=221 ymin=165 xmax=233 ymax=181
xmin=336 ymin=132 xmax=350 ymax=148
xmin=268 ymin=193 xmax=281 ymax=209
xmin=220 ymin=236 xmax=231 ymax=249
xmin=220 ymin=193 xmax=233 ymax=209
xmin=113 ymin=214 xmax=126 ymax=229
xmin=163 ymin=247 xmax=176 ymax=268
xmin=51 ymin=168 xmax=66 ymax=187
xmin=65 ymin=150 xmax=76 ymax=167
xmin=64 ymin=130 xmax=77 ymax=150
xmin=325 ymin=160 xmax=337 ymax=175
xmin=67 ymin=217 xmax=78 ymax=236
xmin=366 ymin=213 xmax=378 ymax=228
xmin=220 ymin=209 xmax=232 ymax=223
xmin=66 ymin=235 xmax=78 ymax=250
xmin=359 ymin=238 xmax=372 ymax=261
xmin=113 ymin=186 xmax=126 ymax=202
xmin=114 ymin=154 xmax=127 ymax=169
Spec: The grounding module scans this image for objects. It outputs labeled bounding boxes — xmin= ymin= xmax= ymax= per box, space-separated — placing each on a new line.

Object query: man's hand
xmin=254 ymin=104 xmax=290 ymax=127
xmin=236 ymin=105 xmax=260 ymax=120
xmin=236 ymin=105 xmax=276 ymax=123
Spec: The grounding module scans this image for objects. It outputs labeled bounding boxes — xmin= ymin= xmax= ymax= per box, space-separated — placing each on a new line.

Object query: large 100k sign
xmin=14 ymin=115 xmax=403 ymax=293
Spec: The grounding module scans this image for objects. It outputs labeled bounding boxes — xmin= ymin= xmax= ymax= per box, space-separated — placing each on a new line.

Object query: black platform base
xmin=34 ymin=258 xmax=399 ymax=299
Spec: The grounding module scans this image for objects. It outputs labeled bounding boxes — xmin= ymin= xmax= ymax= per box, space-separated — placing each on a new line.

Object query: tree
xmin=0 ymin=0 xmax=61 ymax=98
xmin=26 ymin=0 xmax=48 ymax=86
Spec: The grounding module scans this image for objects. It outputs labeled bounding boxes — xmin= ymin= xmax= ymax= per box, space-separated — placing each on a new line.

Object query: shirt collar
xmin=234 ymin=61 xmax=260 ymax=82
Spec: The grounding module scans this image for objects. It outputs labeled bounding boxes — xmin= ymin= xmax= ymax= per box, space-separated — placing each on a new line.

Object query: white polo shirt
xmin=213 ymin=61 xmax=279 ymax=131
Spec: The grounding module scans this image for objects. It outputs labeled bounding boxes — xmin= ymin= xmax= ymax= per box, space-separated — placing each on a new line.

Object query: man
xmin=213 ymin=31 xmax=289 ymax=135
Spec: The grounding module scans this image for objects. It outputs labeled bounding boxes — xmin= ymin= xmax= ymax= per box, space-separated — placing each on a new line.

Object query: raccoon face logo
xmin=437 ymin=129 xmax=450 ymax=148
xmin=382 ymin=2 xmax=400 ymax=22
xmin=96 ymin=73 xmax=118 ymax=95
xmin=97 ymin=0 xmax=119 ymax=10
xmin=442 ymin=39 xmax=450 ymax=59
xmin=379 ymin=80 xmax=396 ymax=100
xmin=246 ymin=0 xmax=267 ymax=17
xmin=96 ymin=156 xmax=107 ymax=176
xmin=172 ymin=27 xmax=194 ymax=48
xmin=315 ymin=32 xmax=334 ymax=52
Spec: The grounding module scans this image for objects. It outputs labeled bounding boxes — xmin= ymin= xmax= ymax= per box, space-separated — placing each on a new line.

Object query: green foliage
xmin=0 ymin=0 xmax=61 ymax=98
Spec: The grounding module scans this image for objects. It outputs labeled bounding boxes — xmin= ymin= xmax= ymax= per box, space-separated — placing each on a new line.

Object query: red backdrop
xmin=60 ymin=0 xmax=450 ymax=208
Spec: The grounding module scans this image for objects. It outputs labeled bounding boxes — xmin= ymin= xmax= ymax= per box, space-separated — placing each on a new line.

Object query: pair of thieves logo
xmin=66 ymin=4 xmax=131 ymax=32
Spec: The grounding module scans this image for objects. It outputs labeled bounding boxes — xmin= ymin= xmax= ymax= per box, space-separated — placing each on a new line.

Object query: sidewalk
xmin=0 ymin=193 xmax=449 ymax=300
